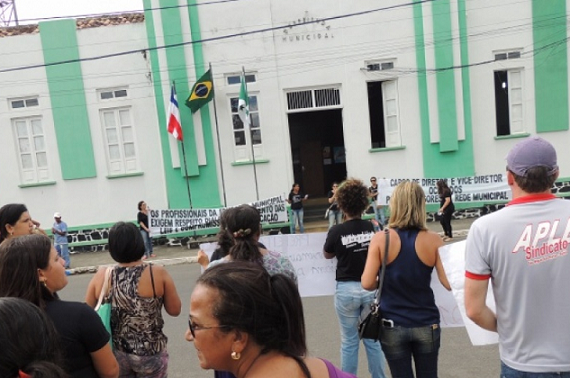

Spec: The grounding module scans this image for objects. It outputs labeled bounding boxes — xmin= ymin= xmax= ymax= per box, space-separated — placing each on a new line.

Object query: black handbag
xmin=358 ymin=229 xmax=390 ymax=340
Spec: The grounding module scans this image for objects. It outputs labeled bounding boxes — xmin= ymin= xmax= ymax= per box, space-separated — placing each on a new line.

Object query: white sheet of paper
xmin=201 ymin=233 xmax=470 ymax=329
xmin=439 ymin=241 xmax=499 ymax=345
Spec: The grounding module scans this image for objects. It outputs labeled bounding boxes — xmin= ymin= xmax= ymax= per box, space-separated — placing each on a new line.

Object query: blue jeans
xmin=140 ymin=230 xmax=153 ymax=257
xmin=55 ymin=243 xmax=70 ymax=268
xmin=334 ymin=281 xmax=387 ymax=378
xmin=328 ymin=209 xmax=342 ymax=229
xmin=380 ymin=323 xmax=440 ymax=378
xmin=373 ymin=205 xmax=386 ymax=231
xmin=501 ymin=361 xmax=570 ymax=377
xmin=290 ymin=208 xmax=304 ymax=234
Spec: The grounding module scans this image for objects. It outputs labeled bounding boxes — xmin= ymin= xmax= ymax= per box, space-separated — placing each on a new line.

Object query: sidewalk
xmin=67 ymin=217 xmax=476 ymax=275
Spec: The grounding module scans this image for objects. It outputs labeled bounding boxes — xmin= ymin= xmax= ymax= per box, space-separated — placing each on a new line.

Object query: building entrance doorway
xmin=288 ymin=109 xmax=346 ymax=198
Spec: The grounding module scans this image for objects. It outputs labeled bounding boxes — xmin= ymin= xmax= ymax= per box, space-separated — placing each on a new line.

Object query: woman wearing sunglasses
xmin=186 ymin=262 xmax=355 ymax=378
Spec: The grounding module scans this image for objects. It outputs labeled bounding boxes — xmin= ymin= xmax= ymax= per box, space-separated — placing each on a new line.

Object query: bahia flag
xmin=186 ymin=69 xmax=214 ymax=113
xmin=238 ymin=73 xmax=250 ymax=129
xmin=167 ymin=85 xmax=183 ymax=141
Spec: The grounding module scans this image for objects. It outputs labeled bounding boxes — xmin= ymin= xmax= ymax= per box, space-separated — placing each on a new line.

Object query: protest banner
xmin=149 ymin=195 xmax=288 ymax=235
xmin=201 ymin=232 xmax=462 ymax=327
xmin=439 ymin=241 xmax=499 ymax=345
xmin=376 ymin=174 xmax=511 ymax=206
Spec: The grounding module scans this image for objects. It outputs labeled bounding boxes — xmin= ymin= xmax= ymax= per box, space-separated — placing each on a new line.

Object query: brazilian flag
xmin=186 ymin=69 xmax=214 ymax=113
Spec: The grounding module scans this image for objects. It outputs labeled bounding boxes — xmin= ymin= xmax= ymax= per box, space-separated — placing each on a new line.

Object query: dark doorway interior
xmin=367 ymin=81 xmax=386 ymax=148
xmin=494 ymin=70 xmax=510 ymax=136
xmin=288 ymin=109 xmax=346 ymax=198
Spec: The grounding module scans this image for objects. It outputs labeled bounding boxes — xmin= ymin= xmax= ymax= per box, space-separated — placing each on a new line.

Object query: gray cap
xmin=506 ymin=136 xmax=558 ymax=177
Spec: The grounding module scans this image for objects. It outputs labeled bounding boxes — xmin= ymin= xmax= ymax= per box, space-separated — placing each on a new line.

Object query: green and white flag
xmin=238 ymin=74 xmax=250 ymax=129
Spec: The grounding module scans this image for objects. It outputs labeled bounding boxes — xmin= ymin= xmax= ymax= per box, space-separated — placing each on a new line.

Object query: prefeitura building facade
xmin=1 ymin=0 xmax=569 ymax=235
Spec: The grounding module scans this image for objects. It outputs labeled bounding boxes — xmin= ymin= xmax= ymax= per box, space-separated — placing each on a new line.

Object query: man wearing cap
xmin=52 ymin=212 xmax=70 ymax=269
xmin=465 ymin=136 xmax=570 ymax=377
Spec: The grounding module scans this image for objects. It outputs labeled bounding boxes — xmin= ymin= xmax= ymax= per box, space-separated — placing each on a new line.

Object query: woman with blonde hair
xmin=362 ymin=180 xmax=451 ymax=378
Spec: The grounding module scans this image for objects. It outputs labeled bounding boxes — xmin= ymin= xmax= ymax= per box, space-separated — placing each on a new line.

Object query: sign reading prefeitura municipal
xmin=148 ymin=195 xmax=288 ymax=235
xmin=376 ymin=174 xmax=511 ymax=206
xmin=280 ymin=11 xmax=334 ymax=43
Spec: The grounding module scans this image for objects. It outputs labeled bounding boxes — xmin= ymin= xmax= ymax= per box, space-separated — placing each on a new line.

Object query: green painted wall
xmin=39 ymin=19 xmax=96 ymax=179
xmin=413 ymin=0 xmax=474 ymax=178
xmin=160 ymin=0 xmax=200 ymax=178
xmin=186 ymin=0 xmax=222 ymax=207
xmin=532 ymin=0 xmax=569 ymax=132
xmin=432 ymin=0 xmax=458 ymax=152
xmin=143 ymin=0 xmax=189 ymax=208
xmin=144 ymin=0 xmax=221 ymax=208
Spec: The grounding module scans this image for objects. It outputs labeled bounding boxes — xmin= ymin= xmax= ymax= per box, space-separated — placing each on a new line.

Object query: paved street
xmin=61 ymin=247 xmax=501 ymax=377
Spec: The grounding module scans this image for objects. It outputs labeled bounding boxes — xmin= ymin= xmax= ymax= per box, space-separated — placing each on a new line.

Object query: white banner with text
xmin=201 ymin=232 xmax=464 ymax=328
xmin=376 ymin=174 xmax=511 ymax=206
xmin=149 ymin=195 xmax=288 ymax=235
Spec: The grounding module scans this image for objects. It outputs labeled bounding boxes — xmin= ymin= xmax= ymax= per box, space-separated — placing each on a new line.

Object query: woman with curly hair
xmin=323 ymin=179 xmax=387 ymax=378
xmin=207 ymin=204 xmax=296 ymax=284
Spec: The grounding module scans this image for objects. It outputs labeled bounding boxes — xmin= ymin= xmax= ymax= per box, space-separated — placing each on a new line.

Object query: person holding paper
xmin=465 ymin=136 xmax=570 ymax=377
xmin=287 ymin=184 xmax=307 ymax=234
xmin=327 ymin=182 xmax=343 ymax=229
xmin=362 ymin=180 xmax=450 ymax=378
xmin=137 ymin=200 xmax=155 ymax=259
xmin=323 ymin=179 xmax=387 ymax=378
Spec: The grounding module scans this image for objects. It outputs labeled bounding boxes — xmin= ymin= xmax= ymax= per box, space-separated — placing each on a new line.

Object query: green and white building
xmin=0 ymin=0 xmax=569 ymax=237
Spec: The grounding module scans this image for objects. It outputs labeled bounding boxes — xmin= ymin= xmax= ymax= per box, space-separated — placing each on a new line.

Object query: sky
xmin=14 ymin=0 xmax=144 ymax=24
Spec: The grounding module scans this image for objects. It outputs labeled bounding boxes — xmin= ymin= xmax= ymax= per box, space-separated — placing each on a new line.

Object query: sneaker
xmin=443 ymin=237 xmax=453 ymax=242
xmin=142 ymin=255 xmax=148 ymax=260
xmin=150 ymin=254 xmax=156 ymax=258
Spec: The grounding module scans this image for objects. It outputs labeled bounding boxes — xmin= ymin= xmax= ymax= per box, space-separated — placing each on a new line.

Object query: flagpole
xmin=174 ymin=80 xmax=193 ymax=209
xmin=243 ymin=66 xmax=260 ymax=201
xmin=210 ymin=63 xmax=227 ymax=207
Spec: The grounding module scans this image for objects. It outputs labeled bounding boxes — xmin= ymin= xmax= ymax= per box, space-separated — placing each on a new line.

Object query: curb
xmin=66 ymin=256 xmax=198 ymax=276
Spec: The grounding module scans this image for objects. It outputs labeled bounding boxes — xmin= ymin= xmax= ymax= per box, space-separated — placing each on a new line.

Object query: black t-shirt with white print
xmin=323 ymin=218 xmax=375 ymax=281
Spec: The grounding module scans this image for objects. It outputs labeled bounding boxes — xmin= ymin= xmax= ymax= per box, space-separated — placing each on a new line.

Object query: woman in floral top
xmin=207 ymin=204 xmax=297 ymax=285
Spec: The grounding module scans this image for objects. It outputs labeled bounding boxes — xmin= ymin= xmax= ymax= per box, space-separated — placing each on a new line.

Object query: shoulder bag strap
xmin=373 ymin=228 xmax=390 ymax=305
xmin=95 ymin=267 xmax=112 ymax=310
xmin=149 ymin=263 xmax=157 ymax=298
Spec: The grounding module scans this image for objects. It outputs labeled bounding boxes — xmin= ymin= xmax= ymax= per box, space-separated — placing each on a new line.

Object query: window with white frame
xmin=100 ymin=107 xmax=139 ymax=174
xmin=227 ymin=74 xmax=256 ymax=85
xmin=367 ymin=80 xmax=401 ymax=148
xmin=98 ymin=88 xmax=128 ymax=101
xmin=9 ymin=96 xmax=39 ymax=109
xmin=229 ymin=95 xmax=262 ymax=160
xmin=12 ymin=117 xmax=50 ymax=184
xmin=494 ymin=69 xmax=524 ymax=136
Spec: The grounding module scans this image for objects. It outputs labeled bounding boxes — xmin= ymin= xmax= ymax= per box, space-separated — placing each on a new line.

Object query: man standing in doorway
xmin=465 ymin=136 xmax=570 ymax=377
xmin=368 ymin=177 xmax=385 ymax=231
xmin=52 ymin=212 xmax=70 ymax=269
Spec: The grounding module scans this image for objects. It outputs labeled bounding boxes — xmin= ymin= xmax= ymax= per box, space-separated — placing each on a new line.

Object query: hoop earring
xmin=231 ymin=351 xmax=241 ymax=360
